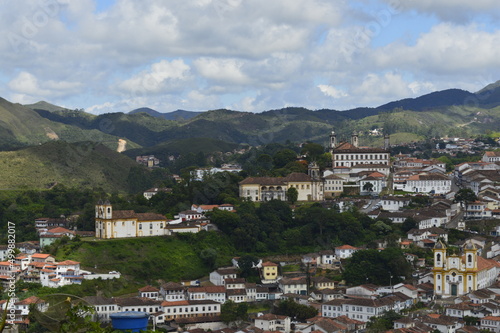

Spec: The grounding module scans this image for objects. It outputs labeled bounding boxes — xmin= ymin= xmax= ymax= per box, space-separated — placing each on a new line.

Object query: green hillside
xmin=55 ymin=232 xmax=236 ymax=283
xmin=0 ymin=141 xmax=142 ymax=192
xmin=124 ymin=137 xmax=242 ymax=158
xmin=4 ymin=81 xmax=500 ymax=152
xmin=0 ymin=98 xmax=141 ymax=150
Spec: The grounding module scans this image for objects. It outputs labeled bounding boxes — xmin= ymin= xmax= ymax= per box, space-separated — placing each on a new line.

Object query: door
xmin=451 ymin=284 xmax=457 ymax=296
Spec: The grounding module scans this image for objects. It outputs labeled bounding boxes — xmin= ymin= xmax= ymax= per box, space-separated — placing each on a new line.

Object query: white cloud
xmin=7 ymin=71 xmax=82 ymax=103
xmin=194 ymin=58 xmax=250 ymax=85
xmin=352 ymin=73 xmax=413 ymax=105
xmin=119 ymin=59 xmax=192 ymax=94
xmin=318 ymin=85 xmax=348 ymax=98
xmin=373 ymin=24 xmax=500 ymax=74
xmin=0 ymin=0 xmax=498 ymax=113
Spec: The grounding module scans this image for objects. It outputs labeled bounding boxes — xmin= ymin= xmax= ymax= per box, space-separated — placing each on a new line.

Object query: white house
xmin=404 ymin=173 xmax=451 ymax=194
xmin=187 ymin=286 xmax=226 ymax=304
xmin=335 ymin=245 xmax=360 ymax=259
xmin=161 ymin=300 xmax=221 ymax=321
xmin=254 ymin=314 xmax=291 ymax=333
xmin=322 ymin=295 xmax=409 ymax=322
xmin=279 ymin=277 xmax=308 ymax=295
xmin=481 ymin=316 xmax=500 ymax=332
xmin=209 ymin=267 xmax=238 ymax=286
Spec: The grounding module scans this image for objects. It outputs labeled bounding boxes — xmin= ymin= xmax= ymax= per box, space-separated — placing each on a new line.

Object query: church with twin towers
xmin=238 ymin=130 xmax=391 ymax=202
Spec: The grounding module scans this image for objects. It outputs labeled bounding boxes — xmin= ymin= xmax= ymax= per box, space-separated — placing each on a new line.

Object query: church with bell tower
xmin=433 ymin=240 xmax=500 ymax=297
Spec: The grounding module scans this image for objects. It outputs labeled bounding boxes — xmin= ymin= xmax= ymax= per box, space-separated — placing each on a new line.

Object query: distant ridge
xmin=25 ymin=100 xmax=70 ymax=112
xmin=129 ymin=107 xmax=203 ymax=120
xmin=376 ymin=89 xmax=475 ymax=111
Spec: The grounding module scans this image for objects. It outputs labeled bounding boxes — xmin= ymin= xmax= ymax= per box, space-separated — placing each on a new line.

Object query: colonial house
xmin=403 ymin=173 xmax=452 ymax=194
xmin=83 ymin=296 xmax=118 ymax=323
xmin=138 ymin=285 xmax=160 ymax=300
xmin=239 ymin=164 xmax=323 ymax=202
xmin=209 ymin=267 xmax=238 ymax=286
xmin=39 ymin=227 xmax=75 ymax=248
xmin=187 ymin=286 xmax=226 ymax=304
xmin=335 ymin=245 xmax=360 ymax=259
xmin=279 ymin=277 xmax=308 ymax=295
xmin=322 ymin=295 xmax=410 ymax=322
xmin=379 ymin=196 xmax=411 ymax=212
xmin=433 ymin=240 xmax=500 ymax=297
xmin=160 ymin=282 xmax=186 ymax=301
xmin=254 ymin=314 xmax=291 ymax=333
xmin=482 ymin=151 xmax=500 ymax=163
xmin=323 ymin=174 xmax=345 ymax=198
xmin=329 ymin=131 xmax=390 ymax=175
xmin=311 ymin=276 xmax=335 ymax=290
xmin=481 ymin=316 xmax=500 ymax=332
xmin=260 ymin=261 xmax=279 ymax=284
xmin=95 ymin=201 xmax=168 ymax=239
xmin=143 ymin=187 xmax=172 ymax=200
xmin=161 ymin=300 xmax=221 ymax=321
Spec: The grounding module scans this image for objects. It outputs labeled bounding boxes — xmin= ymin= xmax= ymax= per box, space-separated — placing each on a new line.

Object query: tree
xmin=238 ymin=254 xmax=260 ymax=279
xmin=366 ymin=310 xmax=402 ymax=332
xmin=454 ymin=188 xmax=477 ymax=217
xmin=343 ymin=248 xmax=412 ymax=286
xmin=300 ymin=143 xmax=325 ymax=159
xmin=363 ymin=182 xmax=374 ymax=193
xmin=401 ymin=217 xmax=417 ymax=233
xmin=199 ymin=248 xmax=218 ymax=270
xmin=221 ymin=300 xmax=248 ymax=327
xmin=287 ymin=187 xmax=299 ymax=205
xmin=275 ymin=298 xmax=318 ymax=321
xmin=273 ymin=149 xmax=298 ymax=168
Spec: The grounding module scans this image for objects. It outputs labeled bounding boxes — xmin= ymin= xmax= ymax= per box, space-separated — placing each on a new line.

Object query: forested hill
xmin=0 ymin=81 xmax=497 ymax=152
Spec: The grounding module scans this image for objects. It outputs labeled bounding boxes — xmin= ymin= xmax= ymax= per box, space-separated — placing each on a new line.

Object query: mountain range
xmin=0 ymin=81 xmax=499 ymax=191
xmin=0 ymin=81 xmax=498 ymax=152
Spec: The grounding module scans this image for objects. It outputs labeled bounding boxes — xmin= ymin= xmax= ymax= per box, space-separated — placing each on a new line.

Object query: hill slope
xmin=6 ymin=80 xmax=500 ymax=151
xmin=56 ymin=232 xmax=236 ymax=283
xmin=0 ymin=141 xmax=141 ymax=192
xmin=0 ymin=98 xmax=140 ymax=150
xmin=129 ymin=107 xmax=203 ymax=120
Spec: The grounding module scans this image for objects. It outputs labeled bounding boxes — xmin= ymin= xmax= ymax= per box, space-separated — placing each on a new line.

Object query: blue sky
xmin=1 ymin=0 xmax=499 ymax=114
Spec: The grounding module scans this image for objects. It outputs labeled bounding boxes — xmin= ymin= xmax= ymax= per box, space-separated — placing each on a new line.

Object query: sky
xmin=1 ymin=0 xmax=500 ymax=114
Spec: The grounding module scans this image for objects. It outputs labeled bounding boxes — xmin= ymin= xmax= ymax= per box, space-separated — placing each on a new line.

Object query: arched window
xmin=436 ymin=253 xmax=441 ymax=262
xmin=468 ymin=254 xmax=472 ymax=263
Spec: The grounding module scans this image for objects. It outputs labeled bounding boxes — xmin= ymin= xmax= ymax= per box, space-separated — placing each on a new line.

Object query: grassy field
xmin=54 ymin=232 xmax=237 ymax=283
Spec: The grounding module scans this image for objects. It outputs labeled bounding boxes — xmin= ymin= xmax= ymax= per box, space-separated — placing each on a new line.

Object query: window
xmin=139 ymin=224 xmax=142 ymax=230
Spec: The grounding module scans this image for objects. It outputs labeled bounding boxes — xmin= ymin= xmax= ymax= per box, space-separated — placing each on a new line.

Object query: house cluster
xmin=143 ymin=187 xmax=173 ymax=200
xmin=392 ymin=154 xmax=451 ymax=194
xmin=0 ymin=296 xmax=47 ymax=327
xmin=136 ymin=155 xmax=161 ymax=168
xmin=0 ymin=252 xmax=85 ymax=288
xmin=95 ymin=201 xmax=234 ymax=239
xmin=2 ymin=252 xmax=121 ymax=290
xmin=192 ymin=164 xmax=243 ymax=181
xmin=366 ymin=197 xmax=459 ymax=229
xmin=434 ymin=137 xmax=494 ymax=156
xmin=239 ymin=131 xmax=391 ymax=202
xmin=34 ymin=215 xmax=95 ymax=248
xmin=453 ymin=154 xmax=500 ymax=219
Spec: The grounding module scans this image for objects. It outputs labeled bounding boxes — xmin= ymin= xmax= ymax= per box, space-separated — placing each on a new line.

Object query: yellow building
xmin=239 ymin=169 xmax=324 ymax=202
xmin=433 ymin=240 xmax=500 ymax=297
xmin=261 ymin=261 xmax=279 ymax=284
xmin=95 ymin=201 xmax=168 ymax=239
